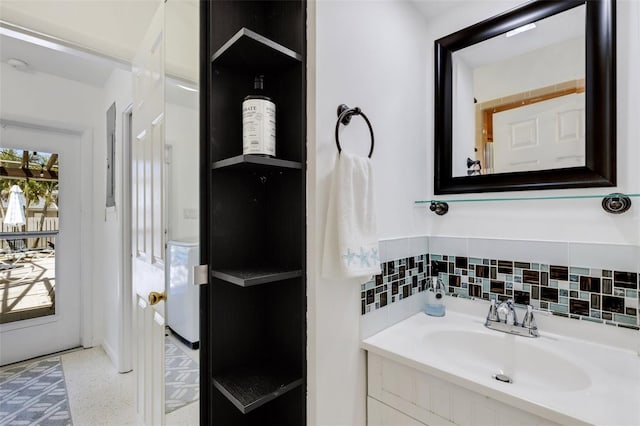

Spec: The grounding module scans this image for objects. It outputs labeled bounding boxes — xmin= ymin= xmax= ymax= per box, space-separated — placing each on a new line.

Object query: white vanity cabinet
xmin=368 ymin=397 xmax=426 ymax=426
xmin=366 ymin=352 xmax=560 ymax=426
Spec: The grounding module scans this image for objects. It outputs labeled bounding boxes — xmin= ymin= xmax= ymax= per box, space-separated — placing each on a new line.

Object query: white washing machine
xmin=166 ymin=239 xmax=200 ymax=348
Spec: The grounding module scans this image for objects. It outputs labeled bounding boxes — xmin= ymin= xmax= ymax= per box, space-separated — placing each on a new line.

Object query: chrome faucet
xmin=485 ymin=299 xmax=538 ymax=337
xmin=496 ymin=299 xmax=517 ymax=325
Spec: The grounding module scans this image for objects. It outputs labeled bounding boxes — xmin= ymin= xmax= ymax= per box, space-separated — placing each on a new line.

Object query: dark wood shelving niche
xmin=212 ymin=27 xmax=302 ymax=69
xmin=213 ymin=365 xmax=303 ymax=414
xmin=201 ymin=0 xmax=306 ymax=423
xmin=212 ymin=268 xmax=302 ymax=287
xmin=212 ymin=155 xmax=302 ymax=171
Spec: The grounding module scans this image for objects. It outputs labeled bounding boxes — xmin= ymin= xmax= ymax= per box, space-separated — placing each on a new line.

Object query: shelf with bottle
xmin=210 ymin=65 xmax=304 ymax=164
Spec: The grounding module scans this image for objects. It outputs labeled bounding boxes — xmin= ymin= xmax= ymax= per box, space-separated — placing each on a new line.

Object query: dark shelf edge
xmin=211 ymin=269 xmax=303 ymax=287
xmin=211 ymin=155 xmax=302 ymax=171
xmin=213 ymin=376 xmax=303 ymax=414
xmin=211 ymin=27 xmax=303 ymax=64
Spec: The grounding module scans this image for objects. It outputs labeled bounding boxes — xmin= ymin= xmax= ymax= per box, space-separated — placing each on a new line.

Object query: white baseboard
xmin=101 ymin=340 xmax=119 ymax=371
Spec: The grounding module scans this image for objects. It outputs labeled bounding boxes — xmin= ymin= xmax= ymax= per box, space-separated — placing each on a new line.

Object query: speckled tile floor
xmin=61 ymin=343 xmax=199 ymax=426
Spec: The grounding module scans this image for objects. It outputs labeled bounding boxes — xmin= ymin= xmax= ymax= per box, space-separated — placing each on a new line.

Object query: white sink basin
xmin=425 ymin=329 xmax=591 ymax=391
xmin=362 ymin=309 xmax=640 ymax=426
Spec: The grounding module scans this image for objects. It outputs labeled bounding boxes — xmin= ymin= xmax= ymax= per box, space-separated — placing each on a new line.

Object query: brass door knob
xmin=148 ymin=291 xmax=166 ymax=305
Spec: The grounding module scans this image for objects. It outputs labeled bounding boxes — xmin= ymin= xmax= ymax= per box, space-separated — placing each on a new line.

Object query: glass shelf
xmin=416 ymin=193 xmax=639 ymax=204
xmin=415 ymin=193 xmax=638 ymax=215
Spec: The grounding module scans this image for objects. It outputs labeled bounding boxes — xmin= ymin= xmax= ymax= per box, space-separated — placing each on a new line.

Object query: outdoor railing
xmin=0 ymin=231 xmax=58 ymax=251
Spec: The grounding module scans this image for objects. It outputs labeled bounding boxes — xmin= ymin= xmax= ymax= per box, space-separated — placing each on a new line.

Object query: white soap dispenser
xmin=424 ymin=277 xmax=446 ymax=316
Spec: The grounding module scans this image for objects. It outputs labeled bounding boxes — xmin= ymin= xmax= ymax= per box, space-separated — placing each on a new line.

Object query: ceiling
xmin=0 ymin=0 xmax=198 ymax=82
xmin=0 ymin=0 xmax=198 ymax=108
xmin=0 ymin=0 xmax=489 ymax=82
xmin=0 ymin=0 xmax=159 ymax=65
xmin=0 ymin=30 xmax=198 ymax=108
xmin=4 ymin=0 xmax=550 ymax=108
xmin=0 ymin=32 xmax=118 ymax=88
xmin=411 ymin=0 xmax=471 ymax=21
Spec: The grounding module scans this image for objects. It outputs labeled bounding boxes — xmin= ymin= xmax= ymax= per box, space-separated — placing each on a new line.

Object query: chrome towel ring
xmin=335 ymin=104 xmax=374 ymax=158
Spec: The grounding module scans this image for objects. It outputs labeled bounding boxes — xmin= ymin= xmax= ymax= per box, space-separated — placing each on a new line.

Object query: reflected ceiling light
xmin=7 ymin=58 xmax=28 ymax=69
xmin=177 ymin=84 xmax=198 ymax=93
xmin=506 ymin=23 xmax=536 ymax=38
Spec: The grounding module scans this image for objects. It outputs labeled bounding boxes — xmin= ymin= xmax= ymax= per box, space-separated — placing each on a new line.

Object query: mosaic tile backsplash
xmin=361 ymin=253 xmax=640 ymax=331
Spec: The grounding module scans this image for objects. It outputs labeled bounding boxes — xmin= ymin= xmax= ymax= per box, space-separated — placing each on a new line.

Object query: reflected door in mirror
xmin=451 ymin=4 xmax=585 ymax=177
xmin=492 ymin=92 xmax=585 ymax=173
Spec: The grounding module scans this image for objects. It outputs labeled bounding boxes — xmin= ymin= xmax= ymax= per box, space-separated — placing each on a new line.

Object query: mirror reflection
xmin=452 ymin=5 xmax=586 ymax=177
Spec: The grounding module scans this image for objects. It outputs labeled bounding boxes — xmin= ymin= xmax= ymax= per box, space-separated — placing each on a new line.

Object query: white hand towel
xmin=322 ymin=151 xmax=381 ymax=282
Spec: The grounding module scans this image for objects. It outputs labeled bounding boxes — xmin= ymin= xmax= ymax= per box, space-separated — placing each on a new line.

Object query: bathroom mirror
xmin=434 ymin=0 xmax=616 ymax=194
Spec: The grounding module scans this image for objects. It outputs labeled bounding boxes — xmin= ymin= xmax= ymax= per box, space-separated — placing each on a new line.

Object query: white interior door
xmin=0 ymin=123 xmax=82 ymax=366
xmin=131 ymin=2 xmax=166 ymax=425
xmin=493 ymin=93 xmax=585 ymax=173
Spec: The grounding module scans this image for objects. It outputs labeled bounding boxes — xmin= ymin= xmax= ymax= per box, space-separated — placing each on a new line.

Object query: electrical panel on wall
xmin=199 ymin=1 xmax=307 ymax=424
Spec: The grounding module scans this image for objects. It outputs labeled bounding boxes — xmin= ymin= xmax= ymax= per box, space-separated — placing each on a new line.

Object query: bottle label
xmin=242 ymin=98 xmax=276 ymax=156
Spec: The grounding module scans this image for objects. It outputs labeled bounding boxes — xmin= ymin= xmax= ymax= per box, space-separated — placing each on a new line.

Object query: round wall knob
xmin=602 ymin=193 xmax=632 ymax=214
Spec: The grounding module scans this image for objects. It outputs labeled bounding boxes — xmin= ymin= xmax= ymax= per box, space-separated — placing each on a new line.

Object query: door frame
xmin=0 ymin=118 xmax=94 ymax=363
xmin=118 ymin=105 xmax=134 ymax=373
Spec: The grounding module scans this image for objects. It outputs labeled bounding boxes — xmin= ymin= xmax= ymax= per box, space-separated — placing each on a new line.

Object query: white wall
xmin=0 ymin=62 xmax=97 ymax=348
xmin=308 ymin=1 xmax=429 ymax=424
xmin=166 ymin=101 xmax=199 ymax=241
xmin=93 ymin=68 xmax=133 ymax=372
xmin=473 ymin=37 xmax=585 ymax=102
xmin=425 ymin=0 xmax=640 ymax=245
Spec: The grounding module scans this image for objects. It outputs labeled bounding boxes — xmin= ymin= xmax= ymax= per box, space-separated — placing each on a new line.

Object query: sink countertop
xmin=362 ymin=311 xmax=640 ymax=426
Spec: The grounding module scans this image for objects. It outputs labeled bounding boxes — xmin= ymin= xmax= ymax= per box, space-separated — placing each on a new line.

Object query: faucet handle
xmin=522 ymin=305 xmax=537 ymax=330
xmin=487 ymin=299 xmax=498 ymax=322
xmin=497 ymin=299 xmax=517 ymax=325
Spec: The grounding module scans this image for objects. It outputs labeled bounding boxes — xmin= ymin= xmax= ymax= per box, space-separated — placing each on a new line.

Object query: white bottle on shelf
xmin=242 ymin=74 xmax=276 ymax=156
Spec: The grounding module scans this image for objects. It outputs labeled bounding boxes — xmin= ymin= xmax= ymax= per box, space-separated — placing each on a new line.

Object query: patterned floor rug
xmin=0 ymin=356 xmax=72 ymax=425
xmin=165 ymin=340 xmax=199 ymax=414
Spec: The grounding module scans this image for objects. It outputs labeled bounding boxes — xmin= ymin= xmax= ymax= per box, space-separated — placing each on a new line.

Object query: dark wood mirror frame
xmin=434 ymin=0 xmax=616 ymax=195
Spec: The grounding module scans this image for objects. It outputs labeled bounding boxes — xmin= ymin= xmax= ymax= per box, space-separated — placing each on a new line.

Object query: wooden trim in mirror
xmin=479 ymin=79 xmax=585 ymax=144
xmin=434 ymin=0 xmax=616 ymax=195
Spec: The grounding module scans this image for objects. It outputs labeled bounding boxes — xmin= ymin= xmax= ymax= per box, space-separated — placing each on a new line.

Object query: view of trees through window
xmin=0 ymin=148 xmax=59 ymax=237
xmin=0 ymin=148 xmax=59 ymax=323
